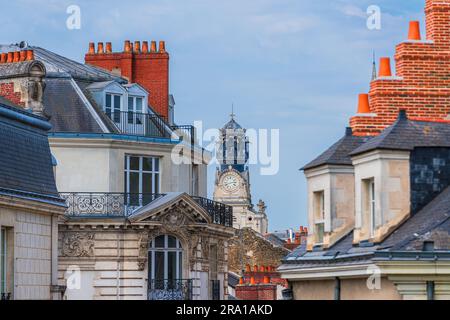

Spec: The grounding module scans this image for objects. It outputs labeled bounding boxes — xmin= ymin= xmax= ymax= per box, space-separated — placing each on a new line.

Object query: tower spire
xmin=371 ymin=51 xmax=377 ymax=81
xmin=230 ymin=103 xmax=236 ymax=120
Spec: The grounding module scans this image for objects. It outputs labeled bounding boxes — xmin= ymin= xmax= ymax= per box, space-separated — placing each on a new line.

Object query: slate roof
xmin=222 ymin=118 xmax=243 ymax=130
xmin=351 ymin=110 xmax=450 ymax=156
xmin=302 ymin=127 xmax=369 ymax=170
xmin=0 ymin=100 xmax=65 ymax=205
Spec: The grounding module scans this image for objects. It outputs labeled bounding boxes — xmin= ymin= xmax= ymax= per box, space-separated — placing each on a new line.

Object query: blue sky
xmin=0 ymin=0 xmax=425 ymax=231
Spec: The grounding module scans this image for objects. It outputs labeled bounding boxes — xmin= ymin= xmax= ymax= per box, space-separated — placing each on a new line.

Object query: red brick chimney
xmin=350 ymin=0 xmax=450 ymax=136
xmin=85 ymin=40 xmax=170 ymax=121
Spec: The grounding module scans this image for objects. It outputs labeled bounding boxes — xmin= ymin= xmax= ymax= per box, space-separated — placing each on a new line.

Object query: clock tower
xmin=213 ymin=113 xmax=268 ymax=234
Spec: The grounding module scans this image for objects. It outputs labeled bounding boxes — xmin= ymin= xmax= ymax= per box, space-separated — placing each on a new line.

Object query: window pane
xmin=178 ymin=251 xmax=182 ymax=278
xmin=128 ymin=97 xmax=133 ymax=112
xmin=155 ymin=251 xmax=164 ymax=282
xmin=142 ymin=173 xmax=153 ymax=194
xmin=114 ymin=95 xmax=121 ymax=111
xmin=129 ymin=172 xmax=139 ymax=194
xmin=143 ymin=157 xmax=153 ymax=171
xmin=155 ymin=236 xmax=165 ymax=248
xmin=154 ymin=158 xmax=160 ymax=172
xmin=168 ymin=236 xmax=176 ymax=248
xmin=129 ymin=157 xmax=139 ymax=171
xmin=136 ymin=98 xmax=143 ymax=113
xmin=106 ymin=94 xmax=112 ymax=108
xmin=154 ymin=174 xmax=160 ymax=194
xmin=168 ymin=252 xmax=176 ymax=281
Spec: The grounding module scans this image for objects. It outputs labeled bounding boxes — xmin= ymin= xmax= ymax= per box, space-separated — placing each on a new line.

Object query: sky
xmin=0 ymin=0 xmax=425 ymax=231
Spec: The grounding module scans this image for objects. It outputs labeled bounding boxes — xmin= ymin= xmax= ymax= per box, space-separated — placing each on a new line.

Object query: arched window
xmin=148 ymin=235 xmax=183 ymax=282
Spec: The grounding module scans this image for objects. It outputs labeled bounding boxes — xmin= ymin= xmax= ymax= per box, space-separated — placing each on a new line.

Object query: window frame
xmin=369 ymin=179 xmax=376 ymax=238
xmin=124 ymin=155 xmax=161 ymax=204
xmin=148 ymin=235 xmax=183 ymax=281
xmin=105 ymin=92 xmax=123 ymax=123
xmin=313 ymin=190 xmax=325 ymax=245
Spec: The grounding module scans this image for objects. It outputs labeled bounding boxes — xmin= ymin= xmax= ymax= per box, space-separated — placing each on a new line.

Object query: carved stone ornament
xmin=217 ymin=239 xmax=225 ymax=262
xmin=137 ymin=232 xmax=150 ymax=271
xmin=201 ymin=237 xmax=210 ymax=260
xmin=62 ymin=233 xmax=95 ymax=257
xmin=161 ymin=210 xmax=187 ymax=232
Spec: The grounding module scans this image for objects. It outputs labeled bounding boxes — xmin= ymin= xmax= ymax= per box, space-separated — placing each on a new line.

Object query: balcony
xmin=148 ymin=279 xmax=193 ymax=300
xmin=105 ymin=111 xmax=195 ymax=144
xmin=59 ymin=193 xmax=233 ymax=227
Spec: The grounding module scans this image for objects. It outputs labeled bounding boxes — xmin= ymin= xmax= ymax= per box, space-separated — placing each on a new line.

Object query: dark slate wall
xmin=410 ymin=147 xmax=450 ymax=214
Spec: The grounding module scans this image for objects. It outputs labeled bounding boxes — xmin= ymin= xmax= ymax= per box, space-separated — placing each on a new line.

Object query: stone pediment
xmin=128 ymin=192 xmax=211 ymax=225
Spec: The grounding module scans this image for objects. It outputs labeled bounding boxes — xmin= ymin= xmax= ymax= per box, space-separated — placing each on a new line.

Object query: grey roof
xmin=0 ymin=100 xmax=64 ymax=205
xmin=351 ymin=110 xmax=450 ymax=156
xmin=228 ymin=272 xmax=240 ymax=288
xmin=0 ymin=44 xmax=124 ymax=82
xmin=302 ymin=127 xmax=369 ymax=170
xmin=222 ymin=118 xmax=243 ymax=130
xmin=264 ymin=233 xmax=287 ymax=247
xmin=0 ymin=60 xmax=45 ymax=79
xmin=43 ymin=78 xmax=106 ymax=133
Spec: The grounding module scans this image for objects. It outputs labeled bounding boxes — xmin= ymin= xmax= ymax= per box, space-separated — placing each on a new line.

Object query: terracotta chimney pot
xmin=142 ymin=41 xmax=149 ymax=53
xmin=263 ymin=276 xmax=270 ymax=284
xmin=134 ymin=41 xmax=141 ymax=53
xmin=13 ymin=51 xmax=20 ymax=62
xmin=88 ymin=42 xmax=95 ymax=54
xmin=19 ymin=51 xmax=26 ymax=62
xmin=105 ymin=42 xmax=112 ymax=53
xmin=239 ymin=277 xmax=244 ymax=285
xmin=378 ymin=57 xmax=392 ymax=77
xmin=0 ymin=53 xmax=6 ymax=63
xmin=124 ymin=40 xmax=131 ymax=53
xmin=408 ymin=21 xmax=421 ymax=41
xmin=245 ymin=264 xmax=251 ymax=272
xmin=26 ymin=50 xmax=34 ymax=61
xmin=253 ymin=265 xmax=258 ymax=272
xmin=357 ymin=94 xmax=371 ymax=114
xmin=250 ymin=277 xmax=256 ymax=285
xmin=97 ymin=42 xmax=104 ymax=54
xmin=260 ymin=266 xmax=265 ymax=272
xmin=150 ymin=41 xmax=157 ymax=53
xmin=7 ymin=52 xmax=13 ymax=63
xmin=159 ymin=41 xmax=166 ymax=53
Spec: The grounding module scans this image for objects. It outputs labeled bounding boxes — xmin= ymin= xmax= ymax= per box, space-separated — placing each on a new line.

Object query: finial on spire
xmin=371 ymin=51 xmax=377 ymax=81
xmin=230 ymin=103 xmax=236 ymax=120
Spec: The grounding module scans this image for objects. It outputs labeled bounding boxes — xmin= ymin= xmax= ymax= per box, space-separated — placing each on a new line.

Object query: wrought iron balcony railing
xmin=192 ymin=196 xmax=233 ymax=227
xmin=1 ymin=292 xmax=11 ymax=300
xmin=148 ymin=279 xmax=193 ymax=300
xmin=59 ymin=193 xmax=233 ymax=227
xmin=104 ymin=111 xmax=196 ymax=146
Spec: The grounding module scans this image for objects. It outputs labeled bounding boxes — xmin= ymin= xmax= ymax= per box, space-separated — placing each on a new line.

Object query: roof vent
xmin=423 ymin=241 xmax=434 ymax=252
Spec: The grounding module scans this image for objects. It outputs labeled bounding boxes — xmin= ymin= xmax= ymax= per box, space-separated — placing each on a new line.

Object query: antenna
xmin=230 ymin=103 xmax=236 ymax=120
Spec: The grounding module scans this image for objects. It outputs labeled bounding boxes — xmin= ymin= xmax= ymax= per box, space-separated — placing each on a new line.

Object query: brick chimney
xmin=0 ymin=50 xmax=46 ymax=116
xmin=85 ymin=40 xmax=170 ymax=121
xmin=350 ymin=0 xmax=450 ymax=136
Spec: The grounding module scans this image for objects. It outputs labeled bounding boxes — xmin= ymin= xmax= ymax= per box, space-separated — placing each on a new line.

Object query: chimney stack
xmin=378 ymin=57 xmax=392 ymax=77
xmin=357 ymin=94 xmax=371 ymax=114
xmin=408 ymin=21 xmax=421 ymax=40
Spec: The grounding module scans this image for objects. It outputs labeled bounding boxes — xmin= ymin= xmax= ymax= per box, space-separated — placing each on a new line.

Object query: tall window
xmin=124 ymin=155 xmax=160 ymax=206
xmin=105 ymin=93 xmax=122 ymax=123
xmin=1 ymin=227 xmax=7 ymax=296
xmin=148 ymin=235 xmax=183 ymax=282
xmin=313 ymin=191 xmax=325 ymax=244
xmin=369 ymin=180 xmax=376 ymax=238
xmin=127 ymin=96 xmax=144 ymax=124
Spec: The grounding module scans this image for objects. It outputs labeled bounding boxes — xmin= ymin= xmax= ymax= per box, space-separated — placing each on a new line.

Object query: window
xmin=313 ymin=191 xmax=325 ymax=244
xmin=127 ymin=96 xmax=145 ymax=124
xmin=105 ymin=93 xmax=122 ymax=123
xmin=362 ymin=178 xmax=376 ymax=238
xmin=149 ymin=235 xmax=183 ymax=282
xmin=124 ymin=155 xmax=160 ymax=206
xmin=0 ymin=227 xmax=6 ymax=295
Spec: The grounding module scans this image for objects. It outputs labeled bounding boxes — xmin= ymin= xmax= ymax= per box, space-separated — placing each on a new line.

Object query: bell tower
xmin=213 ymin=112 xmax=268 ymax=234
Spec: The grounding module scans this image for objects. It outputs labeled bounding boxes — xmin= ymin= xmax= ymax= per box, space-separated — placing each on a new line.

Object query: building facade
xmin=279 ymin=0 xmax=450 ymax=300
xmin=0 ymin=40 xmax=235 ymax=300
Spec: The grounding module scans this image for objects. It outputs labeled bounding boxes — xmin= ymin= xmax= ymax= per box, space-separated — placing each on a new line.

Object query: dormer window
xmin=106 ymin=93 xmax=122 ymax=123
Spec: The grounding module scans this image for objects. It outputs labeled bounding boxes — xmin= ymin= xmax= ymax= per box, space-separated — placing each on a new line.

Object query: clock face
xmin=222 ymin=174 xmax=239 ymax=192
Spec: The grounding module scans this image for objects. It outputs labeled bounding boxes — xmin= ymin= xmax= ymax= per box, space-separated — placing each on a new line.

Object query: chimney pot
xmin=88 ymin=42 xmax=95 ymax=54
xmin=408 ymin=21 xmax=421 ymax=41
xmin=253 ymin=265 xmax=258 ymax=272
xmin=245 ymin=264 xmax=251 ymax=272
xmin=378 ymin=57 xmax=392 ymax=77
xmin=239 ymin=277 xmax=245 ymax=285
xmin=263 ymin=276 xmax=270 ymax=284
xmin=150 ymin=41 xmax=157 ymax=53
xmin=124 ymin=40 xmax=131 ymax=53
xmin=26 ymin=50 xmax=34 ymax=61
xmin=259 ymin=266 xmax=265 ymax=272
xmin=142 ymin=41 xmax=149 ymax=53
xmin=0 ymin=53 xmax=6 ymax=63
xmin=13 ymin=51 xmax=20 ymax=62
xmin=357 ymin=94 xmax=371 ymax=114
xmin=105 ymin=42 xmax=112 ymax=53
xmin=134 ymin=41 xmax=141 ymax=53
xmin=97 ymin=42 xmax=104 ymax=54
xmin=7 ymin=52 xmax=13 ymax=63
xmin=159 ymin=41 xmax=166 ymax=53
xmin=250 ymin=277 xmax=256 ymax=285
xmin=19 ymin=50 xmax=26 ymax=62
